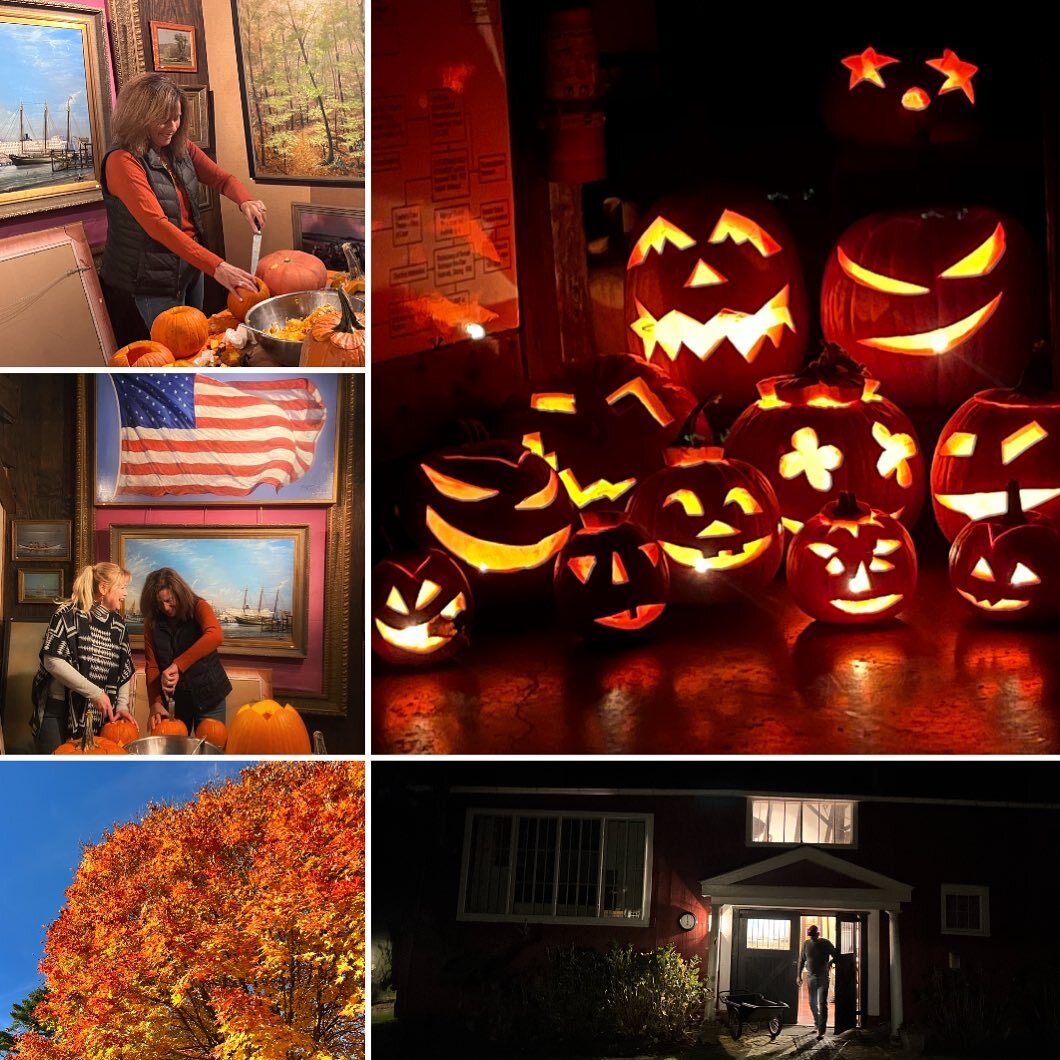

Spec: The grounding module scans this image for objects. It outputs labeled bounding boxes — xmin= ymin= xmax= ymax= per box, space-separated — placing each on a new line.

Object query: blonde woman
xmin=31 ymin=563 xmax=138 ymax=754
xmin=99 ymin=71 xmax=266 ymax=346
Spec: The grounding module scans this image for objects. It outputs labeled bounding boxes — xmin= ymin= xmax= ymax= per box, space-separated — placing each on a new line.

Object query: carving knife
xmin=249 ymin=222 xmax=262 ymax=276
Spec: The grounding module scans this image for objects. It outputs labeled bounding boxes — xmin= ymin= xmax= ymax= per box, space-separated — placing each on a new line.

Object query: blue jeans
xmin=808 ymin=972 xmax=830 ymax=1032
xmin=134 ymin=270 xmax=204 ymax=331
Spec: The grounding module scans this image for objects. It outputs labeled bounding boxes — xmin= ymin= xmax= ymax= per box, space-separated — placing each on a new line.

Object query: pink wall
xmin=94 ymin=506 xmax=330 ymax=695
xmin=0 ymin=0 xmax=115 ymax=247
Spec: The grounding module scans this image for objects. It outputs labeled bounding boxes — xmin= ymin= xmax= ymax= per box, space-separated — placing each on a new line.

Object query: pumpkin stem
xmin=675 ymin=395 xmax=719 ymax=447
xmin=337 ymin=286 xmax=365 ymax=331
xmin=833 ymin=491 xmax=863 ymax=519
xmin=797 ymin=343 xmax=867 ymax=383
xmin=1004 ymin=480 xmax=1028 ymax=524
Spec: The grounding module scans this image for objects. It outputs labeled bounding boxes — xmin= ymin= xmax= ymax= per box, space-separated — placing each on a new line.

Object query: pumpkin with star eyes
xmin=372 ymin=548 xmax=474 ymax=665
xmin=553 ymin=512 xmax=669 ymax=639
xmin=787 ymin=492 xmax=917 ymax=624
xmin=948 ymin=480 xmax=1060 ymax=622
xmin=403 ymin=439 xmax=575 ymax=595
xmin=823 ymin=45 xmax=982 ymax=147
xmin=821 ymin=207 xmax=1042 ymax=409
xmin=501 ymin=353 xmax=698 ymax=513
xmin=624 ymin=189 xmax=808 ymax=412
xmin=931 ymin=385 xmax=1060 ymax=542
xmin=724 ymin=346 xmax=925 ymax=537
xmin=627 ymin=446 xmax=782 ymax=603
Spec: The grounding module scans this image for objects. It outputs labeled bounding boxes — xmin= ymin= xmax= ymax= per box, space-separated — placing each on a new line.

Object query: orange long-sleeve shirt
xmin=104 ymin=143 xmax=252 ymax=278
xmin=144 ymin=598 xmax=225 ymax=708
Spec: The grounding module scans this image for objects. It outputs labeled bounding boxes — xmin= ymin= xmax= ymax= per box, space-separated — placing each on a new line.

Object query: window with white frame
xmin=941 ymin=885 xmax=989 ymax=936
xmin=749 ymin=798 xmax=856 ymax=846
xmin=460 ymin=811 xmax=652 ymax=924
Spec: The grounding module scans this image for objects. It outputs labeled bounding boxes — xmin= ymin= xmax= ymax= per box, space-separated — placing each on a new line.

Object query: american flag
xmin=113 ymin=375 xmax=327 ymax=497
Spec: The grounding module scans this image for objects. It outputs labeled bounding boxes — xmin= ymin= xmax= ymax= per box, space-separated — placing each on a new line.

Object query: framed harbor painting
xmin=11 ymin=519 xmax=71 ymax=562
xmin=93 ymin=372 xmax=343 ymax=506
xmin=0 ymin=2 xmax=112 ymax=219
xmin=110 ymin=524 xmax=309 ymax=659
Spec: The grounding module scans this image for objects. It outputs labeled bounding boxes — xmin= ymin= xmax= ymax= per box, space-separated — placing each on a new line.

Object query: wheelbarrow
xmin=719 ymin=990 xmax=790 ymax=1040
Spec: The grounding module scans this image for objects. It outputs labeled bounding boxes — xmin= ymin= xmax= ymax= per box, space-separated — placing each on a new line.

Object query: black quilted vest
xmin=100 ymin=146 xmax=205 ymax=297
xmin=149 ymin=609 xmax=233 ymax=710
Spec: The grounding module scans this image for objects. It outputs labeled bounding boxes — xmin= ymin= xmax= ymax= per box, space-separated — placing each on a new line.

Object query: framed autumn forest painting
xmin=230 ymin=0 xmax=365 ymax=185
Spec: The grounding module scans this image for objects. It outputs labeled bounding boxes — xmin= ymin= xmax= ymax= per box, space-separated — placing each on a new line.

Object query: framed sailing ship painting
xmin=0 ymin=2 xmax=112 ymax=220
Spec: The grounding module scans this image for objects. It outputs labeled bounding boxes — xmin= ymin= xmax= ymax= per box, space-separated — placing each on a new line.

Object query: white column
xmin=888 ymin=909 xmax=904 ymax=1038
xmin=707 ymin=903 xmax=724 ymax=1018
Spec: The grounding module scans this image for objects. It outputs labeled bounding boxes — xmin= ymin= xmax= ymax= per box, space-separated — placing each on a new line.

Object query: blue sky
xmin=0 ymin=761 xmax=249 ymax=1030
xmin=0 ymin=24 xmax=91 ymax=147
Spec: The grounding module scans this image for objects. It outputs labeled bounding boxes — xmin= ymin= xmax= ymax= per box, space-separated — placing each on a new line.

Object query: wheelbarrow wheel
xmin=731 ymin=1011 xmax=744 ymax=1040
xmin=768 ymin=1017 xmax=782 ymax=1039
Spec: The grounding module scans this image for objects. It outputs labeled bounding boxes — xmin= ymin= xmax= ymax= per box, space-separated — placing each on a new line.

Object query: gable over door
xmin=733 ymin=911 xmax=800 ymax=1023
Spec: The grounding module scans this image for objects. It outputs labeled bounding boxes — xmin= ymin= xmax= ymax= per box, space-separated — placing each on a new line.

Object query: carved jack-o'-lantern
xmin=372 ymin=549 xmax=473 ymax=665
xmin=504 ymin=354 xmax=698 ymax=512
xmin=948 ymin=481 xmax=1060 ymax=622
xmin=821 ymin=207 xmax=1042 ymax=409
xmin=627 ymin=446 xmax=782 ymax=603
xmin=787 ymin=493 xmax=918 ymax=624
xmin=725 ymin=346 xmax=925 ymax=536
xmin=931 ymin=386 xmax=1060 ymax=542
xmin=404 ymin=440 xmax=575 ymax=593
xmin=823 ymin=45 xmax=981 ymax=147
xmin=624 ymin=190 xmax=808 ymax=411
xmin=554 ymin=512 xmax=669 ymax=639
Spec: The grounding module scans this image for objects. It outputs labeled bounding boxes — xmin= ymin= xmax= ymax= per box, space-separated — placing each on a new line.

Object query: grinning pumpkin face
xmin=627 ymin=446 xmax=782 ymax=603
xmin=931 ymin=387 xmax=1060 ymax=542
xmin=372 ymin=549 xmax=473 ymax=665
xmin=725 ymin=347 xmax=925 ymax=536
xmin=786 ymin=493 xmax=917 ymax=624
xmin=407 ymin=441 xmax=575 ymax=589
xmin=554 ymin=513 xmax=669 ymax=639
xmin=821 ymin=208 xmax=1042 ymax=408
xmin=624 ymin=190 xmax=807 ymax=411
xmin=823 ymin=45 xmax=981 ymax=147
xmin=505 ymin=354 xmax=697 ymax=512
xmin=948 ymin=481 xmax=1060 ymax=621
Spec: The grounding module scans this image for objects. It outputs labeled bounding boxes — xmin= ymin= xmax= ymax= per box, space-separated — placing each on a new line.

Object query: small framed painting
xmin=150 ymin=20 xmax=197 ymax=73
xmin=11 ymin=519 xmax=72 ymax=562
xmin=18 ymin=568 xmax=64 ymax=604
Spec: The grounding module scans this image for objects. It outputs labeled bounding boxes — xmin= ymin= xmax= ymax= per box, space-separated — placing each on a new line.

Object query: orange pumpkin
xmin=195 ymin=718 xmax=228 ymax=750
xmin=53 ymin=729 xmax=127 ymax=755
xmin=255 ymin=250 xmax=327 ymax=295
xmin=153 ymin=718 xmax=189 ymax=737
xmin=108 ymin=340 xmax=175 ymax=368
xmin=226 ymin=276 xmax=271 ymax=323
xmin=225 ymin=699 xmax=312 ymax=755
xmin=300 ymin=288 xmax=365 ymax=367
xmin=151 ymin=306 xmax=209 ymax=360
xmin=100 ymin=718 xmax=140 ymax=746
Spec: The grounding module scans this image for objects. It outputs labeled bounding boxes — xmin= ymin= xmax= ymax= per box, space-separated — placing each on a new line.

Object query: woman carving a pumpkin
xmin=30 ymin=563 xmax=137 ymax=754
xmin=99 ymin=72 xmax=266 ymax=346
xmin=141 ymin=568 xmax=232 ymax=736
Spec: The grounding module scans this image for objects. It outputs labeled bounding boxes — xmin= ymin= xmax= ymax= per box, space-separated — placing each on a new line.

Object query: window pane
xmin=749 ymin=798 xmax=854 ymax=845
xmin=747 ymin=918 xmax=791 ymax=950
xmin=602 ymin=819 xmax=646 ymax=919
xmin=465 ymin=814 xmax=512 ymax=914
xmin=557 ymin=818 xmax=601 ymax=916
xmin=512 ymin=817 xmax=557 ymax=915
xmin=945 ymin=892 xmax=981 ymax=931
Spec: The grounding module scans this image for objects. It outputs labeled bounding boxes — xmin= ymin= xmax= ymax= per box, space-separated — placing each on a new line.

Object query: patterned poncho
xmin=30 ymin=602 xmax=134 ymax=736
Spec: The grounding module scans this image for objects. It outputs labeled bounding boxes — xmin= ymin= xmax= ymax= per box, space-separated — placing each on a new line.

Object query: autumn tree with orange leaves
xmin=18 ymin=761 xmax=365 ymax=1060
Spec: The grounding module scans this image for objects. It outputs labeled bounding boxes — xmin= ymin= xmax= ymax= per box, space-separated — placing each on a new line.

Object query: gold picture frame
xmin=17 ymin=567 xmax=64 ymax=604
xmin=184 ymin=84 xmax=211 ymax=149
xmin=149 ymin=19 xmax=197 ymax=73
xmin=0 ymin=1 xmax=113 ymax=220
xmin=107 ymin=0 xmax=144 ymax=88
xmin=110 ymin=524 xmax=309 ymax=659
xmin=11 ymin=518 xmax=71 ymax=562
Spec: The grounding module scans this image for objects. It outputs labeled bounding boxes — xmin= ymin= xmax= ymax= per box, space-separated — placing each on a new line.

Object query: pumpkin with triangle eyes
xmin=821 ymin=207 xmax=1042 ymax=409
xmin=786 ymin=493 xmax=917 ymax=624
xmin=823 ymin=45 xmax=982 ymax=147
xmin=553 ymin=513 xmax=669 ymax=639
xmin=372 ymin=549 xmax=473 ymax=666
xmin=403 ymin=440 xmax=575 ymax=595
xmin=503 ymin=353 xmax=698 ymax=513
xmin=931 ymin=385 xmax=1060 ymax=542
xmin=627 ymin=446 xmax=782 ymax=603
xmin=948 ymin=481 xmax=1060 ymax=622
xmin=725 ymin=346 xmax=925 ymax=537
xmin=624 ymin=189 xmax=808 ymax=412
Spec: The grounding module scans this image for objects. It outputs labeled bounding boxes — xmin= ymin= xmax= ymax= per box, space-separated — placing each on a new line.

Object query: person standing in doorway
xmin=797 ymin=924 xmax=838 ymax=1040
